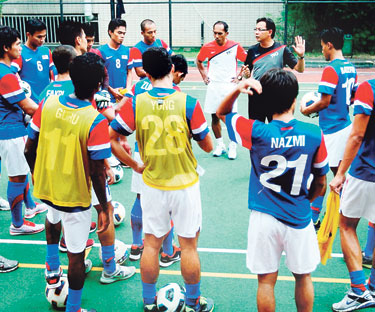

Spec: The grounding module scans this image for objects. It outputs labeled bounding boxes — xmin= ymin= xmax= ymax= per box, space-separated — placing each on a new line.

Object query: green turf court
xmin=0 ymin=80 xmax=373 ymax=311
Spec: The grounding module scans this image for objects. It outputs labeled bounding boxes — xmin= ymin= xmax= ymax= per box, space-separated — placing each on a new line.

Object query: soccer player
xmin=196 ymin=21 xmax=247 ymax=160
xmin=83 ymin=23 xmax=101 ymax=56
xmin=132 ymin=19 xmax=174 ymax=78
xmin=127 ymin=54 xmax=188 ymax=265
xmin=217 ymin=68 xmax=329 ymax=312
xmin=243 ymin=17 xmax=305 ymax=121
xmin=0 ymin=25 xmax=45 ymax=235
xmin=109 ymin=47 xmax=214 ymax=312
xmin=57 ymin=20 xmax=87 ymax=56
xmin=25 ymin=53 xmax=110 ymax=312
xmin=300 ymin=27 xmax=357 ymax=229
xmin=98 ymin=18 xmax=134 ymax=103
xmin=11 ymin=18 xmax=54 ymax=103
xmin=330 ymin=78 xmax=375 ymax=311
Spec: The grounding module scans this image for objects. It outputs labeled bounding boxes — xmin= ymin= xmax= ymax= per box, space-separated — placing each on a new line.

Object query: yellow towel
xmin=317 ymin=191 xmax=340 ymax=265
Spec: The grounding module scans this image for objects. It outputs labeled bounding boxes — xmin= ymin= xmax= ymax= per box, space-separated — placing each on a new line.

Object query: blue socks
xmin=65 ymin=288 xmax=82 ymax=312
xmin=163 ymin=227 xmax=174 ymax=256
xmin=7 ymin=181 xmax=25 ymax=227
xmin=185 ymin=282 xmax=201 ymax=307
xmin=311 ymin=196 xmax=324 ymax=223
xmin=46 ymin=244 xmax=60 ymax=271
xmin=142 ymin=282 xmax=156 ymax=305
xmin=23 ymin=179 xmax=36 ymax=209
xmin=131 ymin=197 xmax=143 ymax=246
xmin=368 ymin=268 xmax=375 ymax=291
xmin=350 ymin=270 xmax=367 ymax=295
xmin=101 ymin=244 xmax=116 ymax=274
xmin=364 ymin=223 xmax=375 ymax=259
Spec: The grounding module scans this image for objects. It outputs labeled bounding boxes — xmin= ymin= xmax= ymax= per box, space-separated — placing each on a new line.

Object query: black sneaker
xmin=185 ymin=296 xmax=214 ymax=312
xmin=129 ymin=244 xmax=144 ymax=261
xmin=159 ymin=245 xmax=181 ymax=268
xmin=363 ymin=251 xmax=372 ymax=269
xmin=314 ymin=219 xmax=321 ymax=232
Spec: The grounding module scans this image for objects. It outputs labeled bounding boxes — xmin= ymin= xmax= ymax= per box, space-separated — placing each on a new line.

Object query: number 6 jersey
xmin=226 ymin=114 xmax=329 ymax=229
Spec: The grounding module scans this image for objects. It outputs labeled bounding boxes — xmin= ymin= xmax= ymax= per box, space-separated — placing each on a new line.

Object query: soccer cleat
xmin=45 ymin=267 xmax=63 ymax=289
xmin=228 ymin=142 xmax=237 ymax=160
xmin=89 ymin=221 xmax=97 ymax=233
xmin=24 ymin=202 xmax=48 ymax=219
xmin=332 ymin=289 xmax=375 ymax=311
xmin=0 ymin=197 xmax=10 ymax=211
xmin=159 ymin=245 xmax=181 ymax=268
xmin=99 ymin=263 xmax=136 ymax=284
xmin=9 ymin=220 xmax=44 ymax=235
xmin=185 ymin=296 xmax=215 ymax=312
xmin=85 ymin=259 xmax=93 ymax=274
xmin=212 ymin=144 xmax=226 ymax=157
xmin=129 ymin=244 xmax=144 ymax=261
xmin=314 ymin=219 xmax=321 ymax=232
xmin=59 ymin=236 xmax=94 ymax=253
xmin=362 ymin=252 xmax=372 ymax=269
xmin=143 ymin=303 xmax=158 ymax=312
xmin=0 ymin=255 xmax=18 ymax=273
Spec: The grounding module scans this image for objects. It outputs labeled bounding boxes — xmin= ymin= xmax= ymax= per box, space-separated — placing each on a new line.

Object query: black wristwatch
xmin=299 ymin=55 xmax=305 ymax=60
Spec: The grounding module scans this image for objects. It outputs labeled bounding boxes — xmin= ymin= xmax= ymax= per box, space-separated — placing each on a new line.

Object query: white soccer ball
xmin=157 ymin=283 xmax=186 ymax=312
xmin=45 ymin=275 xmax=69 ymax=309
xmin=108 ymin=155 xmax=121 ymax=167
xmin=99 ymin=239 xmax=129 ymax=265
xmin=301 ymin=91 xmax=321 ymax=118
xmin=112 ymin=165 xmax=124 ymax=184
xmin=19 ymin=80 xmax=31 ymax=98
xmin=112 ymin=200 xmax=126 ymax=226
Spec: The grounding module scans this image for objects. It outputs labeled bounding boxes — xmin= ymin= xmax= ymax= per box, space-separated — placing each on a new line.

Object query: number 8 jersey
xmin=226 ymin=115 xmax=329 ymax=229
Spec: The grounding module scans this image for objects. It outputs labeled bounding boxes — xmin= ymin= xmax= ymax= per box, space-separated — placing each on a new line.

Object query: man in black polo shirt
xmin=243 ymin=17 xmax=305 ymax=121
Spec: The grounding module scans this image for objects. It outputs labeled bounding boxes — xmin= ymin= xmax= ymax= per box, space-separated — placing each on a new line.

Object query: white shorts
xmin=204 ymin=81 xmax=238 ymax=114
xmin=47 ymin=206 xmax=92 ymax=253
xmin=131 ymin=151 xmax=144 ymax=194
xmin=246 ymin=210 xmax=320 ymax=275
xmin=340 ymin=174 xmax=375 ymax=222
xmin=91 ymin=180 xmax=112 ymax=206
xmin=0 ymin=136 xmax=30 ymax=177
xmin=141 ymin=181 xmax=202 ymax=238
xmin=324 ymin=124 xmax=352 ymax=167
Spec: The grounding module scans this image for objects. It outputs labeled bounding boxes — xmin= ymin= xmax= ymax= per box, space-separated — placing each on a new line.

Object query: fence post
xmin=59 ymin=0 xmax=64 ymax=22
xmin=110 ymin=0 xmax=115 ymax=20
xmin=169 ymin=0 xmax=172 ymax=48
xmin=284 ymin=0 xmax=288 ymax=45
xmin=201 ymin=21 xmax=204 ymax=46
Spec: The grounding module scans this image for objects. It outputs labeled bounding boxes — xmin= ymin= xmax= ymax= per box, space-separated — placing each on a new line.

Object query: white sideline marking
xmin=0 ymin=238 xmax=344 ymax=257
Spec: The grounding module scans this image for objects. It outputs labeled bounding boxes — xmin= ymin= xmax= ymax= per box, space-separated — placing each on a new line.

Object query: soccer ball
xmin=301 ymin=91 xmax=321 ymax=118
xmin=112 ymin=165 xmax=124 ymax=184
xmin=45 ymin=276 xmax=69 ymax=310
xmin=157 ymin=283 xmax=186 ymax=312
xmin=112 ymin=201 xmax=126 ymax=226
xmin=19 ymin=80 xmax=31 ymax=98
xmin=99 ymin=239 xmax=129 ymax=265
xmin=108 ymin=155 xmax=121 ymax=167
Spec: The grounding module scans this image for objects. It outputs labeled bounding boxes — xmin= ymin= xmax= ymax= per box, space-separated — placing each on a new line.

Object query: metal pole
xmin=201 ymin=21 xmax=204 ymax=46
xmin=110 ymin=0 xmax=115 ymax=20
xmin=284 ymin=0 xmax=288 ymax=45
xmin=169 ymin=0 xmax=172 ymax=48
xmin=60 ymin=0 xmax=64 ymax=22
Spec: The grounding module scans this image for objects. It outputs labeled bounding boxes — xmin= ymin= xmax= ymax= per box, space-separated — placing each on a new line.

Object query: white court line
xmin=0 ymin=238 xmax=344 ymax=258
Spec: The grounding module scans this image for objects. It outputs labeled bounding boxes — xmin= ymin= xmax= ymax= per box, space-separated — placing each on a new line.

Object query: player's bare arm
xmin=126 ymin=68 xmax=132 ymax=90
xmin=24 ymin=136 xmax=38 ymax=177
xmin=330 ymin=113 xmax=370 ymax=194
xmin=18 ymin=97 xmax=38 ymax=116
xmin=90 ymin=158 xmax=110 ymax=234
xmin=108 ymin=85 xmax=123 ymax=102
xmin=308 ymin=175 xmax=327 ymax=202
xmin=300 ymin=93 xmax=330 ymax=116
xmin=104 ymin=158 xmax=114 ymax=185
xmin=196 ymin=59 xmax=210 ymax=85
xmin=197 ymin=133 xmax=213 ymax=153
xmin=292 ymin=35 xmax=305 ymax=73
xmin=217 ymin=78 xmax=262 ymax=121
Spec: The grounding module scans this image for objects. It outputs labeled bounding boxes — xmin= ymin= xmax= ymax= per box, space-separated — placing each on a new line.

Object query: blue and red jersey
xmin=0 ymin=63 xmax=27 ymax=139
xmin=349 ymin=79 xmax=375 ymax=182
xmin=28 ymin=94 xmax=111 ymax=161
xmin=318 ymin=59 xmax=357 ymax=134
xmin=133 ymin=39 xmax=173 ymax=68
xmin=225 ymin=114 xmax=329 ymax=229
xmin=11 ymin=45 xmax=54 ymax=103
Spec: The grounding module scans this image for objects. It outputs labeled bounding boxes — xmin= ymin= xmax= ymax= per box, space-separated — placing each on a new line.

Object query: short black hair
xmin=69 ymin=53 xmax=105 ymax=100
xmin=213 ymin=21 xmax=228 ymax=33
xmin=83 ymin=22 xmax=96 ymax=37
xmin=53 ymin=45 xmax=77 ymax=75
xmin=320 ymin=27 xmax=344 ymax=50
xmin=259 ymin=68 xmax=298 ymax=115
xmin=108 ymin=18 xmax=126 ymax=36
xmin=142 ymin=47 xmax=172 ymax=80
xmin=0 ymin=26 xmax=20 ymax=58
xmin=140 ymin=19 xmax=155 ymax=32
xmin=171 ymin=54 xmax=188 ymax=76
xmin=256 ymin=17 xmax=276 ymax=39
xmin=57 ymin=20 xmax=84 ymax=47
xmin=26 ymin=18 xmax=46 ymax=35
